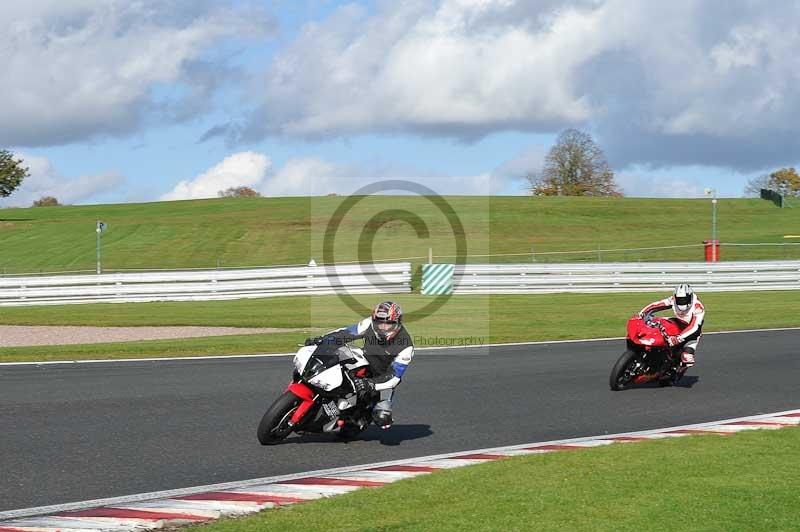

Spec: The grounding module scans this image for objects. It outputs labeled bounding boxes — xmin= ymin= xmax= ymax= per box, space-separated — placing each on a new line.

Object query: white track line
xmin=2 ymin=325 xmax=799 ymax=367
xmin=2 ymin=407 xmax=798 ymax=525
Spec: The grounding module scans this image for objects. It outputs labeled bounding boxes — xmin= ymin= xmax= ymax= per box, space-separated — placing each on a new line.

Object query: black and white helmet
xmin=672 ymin=284 xmax=695 ymax=316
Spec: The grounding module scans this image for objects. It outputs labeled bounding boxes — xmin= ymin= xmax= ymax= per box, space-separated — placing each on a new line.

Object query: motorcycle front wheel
xmin=257 ymin=392 xmax=301 ymax=445
xmin=609 ymin=349 xmax=640 ymax=391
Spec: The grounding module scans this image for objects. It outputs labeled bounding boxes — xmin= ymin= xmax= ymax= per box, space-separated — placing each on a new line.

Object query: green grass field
xmin=2 ymin=290 xmax=799 ymax=362
xmin=2 ymin=196 xmax=800 ymax=273
xmin=189 ymin=428 xmax=800 ymax=532
xmin=2 ymin=195 xmax=799 ymax=362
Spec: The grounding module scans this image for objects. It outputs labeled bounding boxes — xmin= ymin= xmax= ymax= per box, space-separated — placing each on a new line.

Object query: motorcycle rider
xmin=306 ymin=301 xmax=413 ymax=430
xmin=638 ymin=284 xmax=705 ymax=371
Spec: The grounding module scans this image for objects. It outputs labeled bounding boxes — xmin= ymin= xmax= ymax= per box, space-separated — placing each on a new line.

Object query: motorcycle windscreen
xmin=294 ymin=346 xmax=316 ymax=374
xmin=307 ymin=366 xmax=344 ymax=391
xmin=301 ymin=344 xmax=348 ymax=378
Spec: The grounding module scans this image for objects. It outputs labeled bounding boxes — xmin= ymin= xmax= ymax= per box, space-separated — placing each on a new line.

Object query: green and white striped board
xmin=421 ymin=264 xmax=455 ymax=295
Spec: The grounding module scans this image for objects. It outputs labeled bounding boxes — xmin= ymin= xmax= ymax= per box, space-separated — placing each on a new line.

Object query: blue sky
xmin=3 ymin=0 xmax=798 ymax=206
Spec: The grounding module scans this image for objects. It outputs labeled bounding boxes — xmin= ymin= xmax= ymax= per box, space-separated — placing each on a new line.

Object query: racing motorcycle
xmin=257 ymin=340 xmax=376 ymax=445
xmin=609 ymin=313 xmax=685 ymax=391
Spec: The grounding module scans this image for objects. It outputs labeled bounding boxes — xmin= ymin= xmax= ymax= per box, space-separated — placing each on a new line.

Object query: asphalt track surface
xmin=2 ymin=329 xmax=798 ymax=511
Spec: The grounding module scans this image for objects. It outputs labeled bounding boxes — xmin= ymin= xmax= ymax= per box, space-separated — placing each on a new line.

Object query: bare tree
xmin=743 ymin=174 xmax=772 ymax=197
xmin=218 ymin=186 xmax=261 ymax=198
xmin=745 ymin=167 xmax=800 ymax=197
xmin=527 ymin=129 xmax=622 ymax=196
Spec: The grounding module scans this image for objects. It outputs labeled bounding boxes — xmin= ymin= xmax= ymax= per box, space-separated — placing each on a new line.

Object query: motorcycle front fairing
xmin=624 ymin=316 xmax=683 ymax=384
xmin=287 ymin=343 xmax=366 ymax=428
xmin=626 ymin=316 xmax=683 ymax=350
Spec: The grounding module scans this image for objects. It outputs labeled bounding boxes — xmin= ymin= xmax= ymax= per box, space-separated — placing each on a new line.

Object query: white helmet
xmin=673 ymin=284 xmax=695 ymax=317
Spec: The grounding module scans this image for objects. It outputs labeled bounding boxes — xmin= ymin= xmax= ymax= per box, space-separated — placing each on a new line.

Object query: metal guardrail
xmin=0 ymin=263 xmax=412 ymax=306
xmin=452 ymin=261 xmax=800 ymax=294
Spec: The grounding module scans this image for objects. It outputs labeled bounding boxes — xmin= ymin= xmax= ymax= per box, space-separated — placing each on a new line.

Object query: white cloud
xmin=616 ymin=173 xmax=704 ymax=199
xmin=0 ymin=1 xmax=270 ymax=146
xmin=160 ymin=152 xmax=271 ymax=200
xmin=246 ymin=0 xmax=599 ymax=139
xmin=162 ymin=151 xmax=496 ymax=200
xmin=0 ymin=154 xmax=125 ymax=206
xmin=244 ymin=0 xmax=800 ymax=171
xmin=260 ymin=159 xmax=493 ymax=197
xmin=261 ymin=158 xmax=347 ymax=197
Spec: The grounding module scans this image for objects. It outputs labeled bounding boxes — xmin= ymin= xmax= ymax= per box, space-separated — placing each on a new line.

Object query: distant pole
xmin=712 ymin=193 xmax=718 ymax=262
xmin=428 ymin=247 xmax=433 ymax=264
xmin=96 ymin=220 xmax=106 ymax=274
xmin=705 ymin=188 xmax=718 ymax=263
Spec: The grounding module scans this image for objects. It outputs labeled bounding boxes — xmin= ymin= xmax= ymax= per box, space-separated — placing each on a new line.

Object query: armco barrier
xmin=0 ymin=263 xmax=412 ymax=306
xmin=449 ymin=261 xmax=800 ymax=294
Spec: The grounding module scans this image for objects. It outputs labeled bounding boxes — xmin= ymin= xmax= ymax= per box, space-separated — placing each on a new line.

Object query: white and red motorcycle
xmin=257 ymin=341 xmax=376 ymax=445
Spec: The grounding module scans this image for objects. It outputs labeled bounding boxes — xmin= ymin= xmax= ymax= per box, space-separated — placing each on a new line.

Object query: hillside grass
xmin=191 ymin=428 xmax=800 ymax=532
xmin=1 ymin=196 xmax=800 ymax=273
xmin=2 ymin=290 xmax=799 ymax=362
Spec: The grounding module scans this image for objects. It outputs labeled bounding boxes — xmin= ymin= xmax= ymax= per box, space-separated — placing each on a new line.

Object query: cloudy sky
xmin=2 ymin=0 xmax=798 ymax=206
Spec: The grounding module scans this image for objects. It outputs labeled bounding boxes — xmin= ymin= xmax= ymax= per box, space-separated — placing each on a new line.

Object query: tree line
xmin=3 ymin=143 xmax=799 ymax=203
xmin=744 ymin=168 xmax=800 ymax=197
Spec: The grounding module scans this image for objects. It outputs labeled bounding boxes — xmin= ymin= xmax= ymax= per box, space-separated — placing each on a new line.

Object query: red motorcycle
xmin=609 ymin=313 xmax=685 ymax=391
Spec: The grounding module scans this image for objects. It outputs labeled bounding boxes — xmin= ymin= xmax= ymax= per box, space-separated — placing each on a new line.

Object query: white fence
xmin=452 ymin=261 xmax=800 ymax=294
xmin=0 ymin=263 xmax=412 ymax=306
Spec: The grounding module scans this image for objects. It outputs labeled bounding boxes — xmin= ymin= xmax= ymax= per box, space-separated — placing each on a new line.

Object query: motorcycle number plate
xmin=323 ymin=401 xmax=340 ymax=419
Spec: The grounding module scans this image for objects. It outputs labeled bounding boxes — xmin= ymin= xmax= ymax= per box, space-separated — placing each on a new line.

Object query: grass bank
xmin=2 ymin=291 xmax=799 ymax=362
xmin=1 ymin=196 xmax=799 ymax=273
xmin=191 ymin=428 xmax=800 ymax=532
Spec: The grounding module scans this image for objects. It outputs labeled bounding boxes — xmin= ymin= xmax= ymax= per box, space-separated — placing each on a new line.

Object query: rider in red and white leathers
xmin=639 ymin=284 xmax=705 ymax=368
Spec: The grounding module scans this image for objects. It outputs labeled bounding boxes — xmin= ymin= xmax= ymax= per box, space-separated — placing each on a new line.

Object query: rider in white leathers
xmin=639 ymin=284 xmax=705 ymax=371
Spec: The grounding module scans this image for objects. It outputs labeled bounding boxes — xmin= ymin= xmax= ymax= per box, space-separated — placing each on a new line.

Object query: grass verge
xmin=1 ymin=291 xmax=799 ymax=362
xmin=2 ymin=196 xmax=800 ymax=273
xmin=189 ymin=428 xmax=800 ymax=532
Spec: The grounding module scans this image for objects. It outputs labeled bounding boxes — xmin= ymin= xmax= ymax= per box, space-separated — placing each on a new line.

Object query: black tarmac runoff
xmin=1 ymin=328 xmax=798 ymax=511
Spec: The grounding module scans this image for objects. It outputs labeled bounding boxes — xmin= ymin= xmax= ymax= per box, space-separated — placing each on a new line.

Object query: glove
xmin=304 ymin=336 xmax=324 ymax=346
xmin=353 ymin=377 xmax=374 ymax=396
xmin=667 ymin=335 xmax=681 ymax=347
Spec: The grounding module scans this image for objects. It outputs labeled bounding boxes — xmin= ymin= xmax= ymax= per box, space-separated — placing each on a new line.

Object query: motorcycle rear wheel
xmin=257 ymin=392 xmax=301 ymax=445
xmin=609 ymin=349 xmax=640 ymax=391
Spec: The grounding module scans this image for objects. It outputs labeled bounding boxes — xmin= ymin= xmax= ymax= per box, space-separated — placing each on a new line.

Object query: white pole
xmin=712 ymin=192 xmax=718 ymax=262
xmin=96 ymin=221 xmax=102 ymax=274
xmin=428 ymin=247 xmax=433 ymax=264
